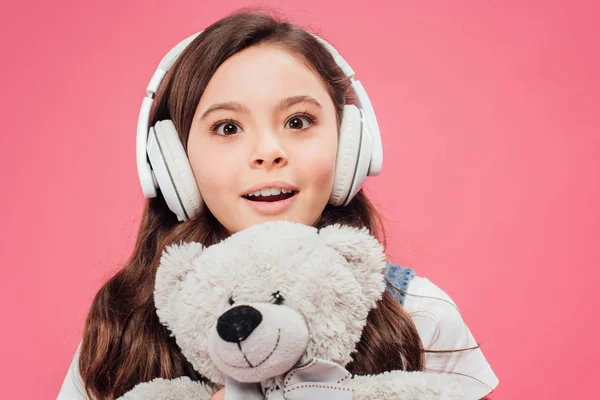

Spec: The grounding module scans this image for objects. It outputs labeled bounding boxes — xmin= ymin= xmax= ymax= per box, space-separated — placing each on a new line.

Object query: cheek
xmin=295 ymin=134 xmax=338 ymax=186
xmin=188 ymin=141 xmax=240 ymax=198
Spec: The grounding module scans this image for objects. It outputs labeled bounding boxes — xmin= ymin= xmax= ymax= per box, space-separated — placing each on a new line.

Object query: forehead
xmin=197 ymin=43 xmax=331 ymax=112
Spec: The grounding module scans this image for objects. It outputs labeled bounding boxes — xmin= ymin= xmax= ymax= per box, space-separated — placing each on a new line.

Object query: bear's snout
xmin=217 ymin=305 xmax=262 ymax=343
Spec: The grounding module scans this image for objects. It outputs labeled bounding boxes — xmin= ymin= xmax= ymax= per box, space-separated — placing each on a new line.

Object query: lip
xmin=241 ymin=181 xmax=299 ymax=196
xmin=243 ymin=192 xmax=297 ymax=215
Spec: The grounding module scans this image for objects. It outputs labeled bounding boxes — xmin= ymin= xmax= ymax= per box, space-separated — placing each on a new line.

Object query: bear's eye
xmin=228 ymin=296 xmax=235 ymax=306
xmin=271 ymin=291 xmax=284 ymax=305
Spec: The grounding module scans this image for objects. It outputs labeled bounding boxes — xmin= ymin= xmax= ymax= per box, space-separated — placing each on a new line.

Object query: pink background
xmin=1 ymin=0 xmax=598 ymax=398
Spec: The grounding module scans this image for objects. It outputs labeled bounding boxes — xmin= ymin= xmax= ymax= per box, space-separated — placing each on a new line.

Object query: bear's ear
xmin=318 ymin=224 xmax=387 ymax=305
xmin=154 ymin=241 xmax=204 ymax=327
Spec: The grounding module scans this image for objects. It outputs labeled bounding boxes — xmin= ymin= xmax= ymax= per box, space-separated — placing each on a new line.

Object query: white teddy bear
xmin=118 ymin=221 xmax=463 ymax=399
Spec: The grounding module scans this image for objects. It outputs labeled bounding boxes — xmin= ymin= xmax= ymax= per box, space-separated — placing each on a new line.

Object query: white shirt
xmin=57 ymin=276 xmax=499 ymax=399
xmin=403 ymin=277 xmax=499 ymax=399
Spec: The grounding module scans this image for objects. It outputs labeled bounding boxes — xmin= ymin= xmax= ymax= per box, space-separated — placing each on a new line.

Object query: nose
xmin=250 ymin=131 xmax=288 ymax=169
xmin=217 ymin=305 xmax=263 ymax=343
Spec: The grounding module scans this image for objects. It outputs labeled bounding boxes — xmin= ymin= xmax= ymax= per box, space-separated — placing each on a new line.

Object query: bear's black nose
xmin=217 ymin=305 xmax=263 ymax=343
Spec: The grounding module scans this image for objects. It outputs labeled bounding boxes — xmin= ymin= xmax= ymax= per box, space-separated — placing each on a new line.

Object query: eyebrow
xmin=199 ymin=95 xmax=323 ymax=121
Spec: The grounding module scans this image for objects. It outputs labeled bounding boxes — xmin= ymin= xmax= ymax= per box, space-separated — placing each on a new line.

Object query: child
xmin=58 ymin=9 xmax=498 ymax=400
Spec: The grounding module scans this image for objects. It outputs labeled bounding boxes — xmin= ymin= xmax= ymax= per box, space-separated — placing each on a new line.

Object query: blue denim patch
xmin=384 ymin=261 xmax=415 ymax=306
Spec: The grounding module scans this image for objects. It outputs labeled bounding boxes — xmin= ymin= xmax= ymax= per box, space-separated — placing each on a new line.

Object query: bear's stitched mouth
xmin=219 ymin=329 xmax=281 ymax=369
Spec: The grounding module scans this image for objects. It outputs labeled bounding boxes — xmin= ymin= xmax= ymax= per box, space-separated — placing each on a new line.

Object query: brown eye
xmin=285 ymin=112 xmax=316 ymax=130
xmin=221 ymin=123 xmax=238 ymax=135
xmin=228 ymin=296 xmax=235 ymax=305
xmin=287 ymin=117 xmax=308 ymax=129
xmin=210 ymin=119 xmax=242 ymax=136
xmin=216 ymin=123 xmax=237 ymax=136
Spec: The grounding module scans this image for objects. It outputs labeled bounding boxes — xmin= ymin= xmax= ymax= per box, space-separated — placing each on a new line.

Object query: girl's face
xmin=187 ymin=44 xmax=339 ymax=234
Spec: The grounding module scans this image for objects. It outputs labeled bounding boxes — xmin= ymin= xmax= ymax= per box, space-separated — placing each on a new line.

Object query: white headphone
xmin=136 ymin=31 xmax=383 ymax=222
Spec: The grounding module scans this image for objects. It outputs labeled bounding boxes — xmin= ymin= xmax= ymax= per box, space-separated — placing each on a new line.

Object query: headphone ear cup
xmin=329 ymin=105 xmax=362 ymax=206
xmin=148 ymin=120 xmax=203 ymax=221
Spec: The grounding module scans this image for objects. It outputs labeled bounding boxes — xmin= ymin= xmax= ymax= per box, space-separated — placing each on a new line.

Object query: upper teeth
xmin=246 ymin=188 xmax=294 ymax=197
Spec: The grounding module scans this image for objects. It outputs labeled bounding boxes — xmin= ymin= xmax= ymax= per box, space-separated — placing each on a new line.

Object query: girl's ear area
xmin=318 ymin=224 xmax=387 ymax=304
xmin=153 ymin=241 xmax=204 ymax=326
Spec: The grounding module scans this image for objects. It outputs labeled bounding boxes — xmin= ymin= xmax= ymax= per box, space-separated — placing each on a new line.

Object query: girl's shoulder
xmin=384 ymin=260 xmax=471 ymax=323
xmin=384 ymin=261 xmax=500 ymax=399
xmin=383 ymin=260 xmax=466 ymax=304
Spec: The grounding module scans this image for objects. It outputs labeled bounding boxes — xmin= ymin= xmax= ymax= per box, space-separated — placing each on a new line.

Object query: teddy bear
xmin=118 ymin=221 xmax=463 ymax=399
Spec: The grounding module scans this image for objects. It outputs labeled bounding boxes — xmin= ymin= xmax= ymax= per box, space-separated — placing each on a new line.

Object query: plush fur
xmin=118 ymin=221 xmax=463 ymax=399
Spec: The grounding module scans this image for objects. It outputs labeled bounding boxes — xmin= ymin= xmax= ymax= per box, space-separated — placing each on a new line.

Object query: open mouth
xmin=219 ymin=329 xmax=281 ymax=369
xmin=242 ymin=190 xmax=297 ymax=202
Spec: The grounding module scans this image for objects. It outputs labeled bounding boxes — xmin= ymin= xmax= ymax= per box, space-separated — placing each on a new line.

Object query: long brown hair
xmin=80 ymin=9 xmax=424 ymax=399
